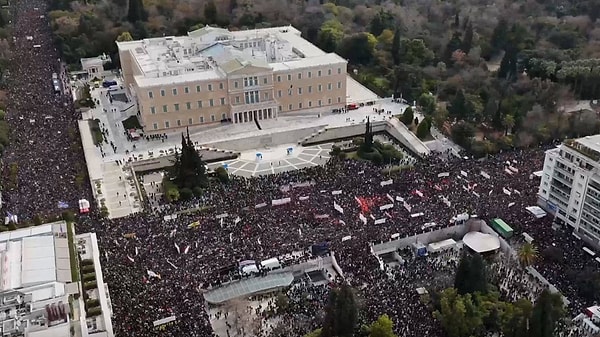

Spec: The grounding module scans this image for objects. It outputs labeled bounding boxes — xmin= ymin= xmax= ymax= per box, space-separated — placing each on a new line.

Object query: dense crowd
xmin=2 ymin=0 xmax=90 ymax=219
xmin=3 ymin=0 xmax=599 ymax=336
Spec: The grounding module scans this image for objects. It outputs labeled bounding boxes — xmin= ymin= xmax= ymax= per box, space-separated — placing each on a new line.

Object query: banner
xmin=299 ymin=196 xmax=310 ymax=201
xmin=215 ymin=213 xmax=229 ymax=219
xmin=386 ymin=193 xmax=394 ymax=202
xmin=414 ymin=190 xmax=423 ymax=198
xmin=410 ymin=212 xmax=424 ymax=218
xmin=380 ymin=179 xmax=393 ymax=187
xmin=480 ymin=171 xmax=491 ymax=179
xmin=147 ymin=270 xmax=161 ymax=279
xmin=123 ymin=233 xmax=136 ymax=239
xmin=174 ymin=243 xmax=180 ymax=254
xmin=503 ymin=188 xmax=512 ymax=196
xmin=473 ymin=191 xmax=480 ymax=198
xmin=374 ymin=218 xmax=387 ymax=225
xmin=460 ymin=170 xmax=468 ymax=177
xmin=341 ymin=235 xmax=351 ymax=242
xmin=315 ymin=214 xmax=330 ymax=219
xmin=403 ymin=202 xmax=412 ymax=212
xmin=187 ymin=221 xmax=200 ymax=229
xmin=380 ymin=204 xmax=394 ymax=211
xmin=334 ymin=202 xmax=344 ymax=214
xmin=359 ymin=213 xmax=367 ymax=225
xmin=184 ymin=245 xmax=190 ymax=254
xmin=504 ymin=168 xmax=513 ymax=175
xmin=509 ymin=166 xmax=519 ymax=173
xmin=437 ymin=172 xmax=450 ymax=178
xmin=272 ymin=197 xmax=292 ymax=206
xmin=332 ymin=190 xmax=342 ymax=195
xmin=255 ymin=203 xmax=267 ymax=209
xmin=153 ymin=316 xmax=176 ymax=330
xmin=396 ymin=196 xmax=404 ymax=202
xmin=135 ymin=247 xmax=139 ymax=256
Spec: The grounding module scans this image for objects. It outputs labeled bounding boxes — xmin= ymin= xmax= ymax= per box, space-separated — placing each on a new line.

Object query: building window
xmin=264 ymin=92 xmax=269 ymax=100
xmin=235 ymin=96 xmax=240 ymax=104
xmin=209 ymin=99 xmax=214 ymax=107
xmin=211 ymin=115 xmax=215 ymax=122
xmin=243 ymin=76 xmax=258 ymax=87
xmin=174 ymin=103 xmax=180 ymax=111
xmin=328 ymin=69 xmax=332 ymax=75
xmin=278 ymin=90 xmax=282 ymax=98
xmin=177 ymin=119 xmax=182 ymax=126
xmin=328 ymin=98 xmax=332 ymax=104
xmin=263 ymin=77 xmax=267 ymax=84
xmin=318 ymin=84 xmax=322 ymax=92
xmin=200 ymin=116 xmax=204 ymax=123
xmin=160 ymin=89 xmax=166 ymax=97
xmin=244 ymin=91 xmax=259 ymax=104
xmin=288 ymin=103 xmax=293 ymax=110
xmin=219 ymin=83 xmax=224 ymax=90
xmin=308 ymin=86 xmax=312 ymax=93
xmin=165 ymin=121 xmax=170 ymax=128
xmin=150 ymin=106 xmax=156 ymax=114
xmin=196 ymin=85 xmax=201 ymax=92
xmin=162 ymin=105 xmax=168 ymax=113
xmin=308 ymin=101 xmax=312 ymax=107
xmin=298 ymin=73 xmax=302 ymax=79
xmin=328 ymin=83 xmax=332 ymax=90
xmin=337 ymin=97 xmax=341 ymax=103
xmin=279 ymin=105 xmax=282 ymax=112
xmin=318 ymin=70 xmax=322 ymax=77
xmin=148 ymin=91 xmax=154 ymax=99
xmin=277 ymin=75 xmax=281 ymax=82
xmin=198 ymin=100 xmax=203 ymax=108
xmin=153 ymin=123 xmax=158 ymax=130
xmin=188 ymin=118 xmax=193 ymax=125
xmin=208 ymin=84 xmax=213 ymax=91
xmin=308 ymin=71 xmax=312 ymax=78
xmin=220 ymin=97 xmax=226 ymax=105
xmin=337 ymin=67 xmax=341 ymax=74
xmin=287 ymin=74 xmax=291 ymax=81
xmin=172 ymin=88 xmax=178 ymax=96
xmin=318 ymin=99 xmax=322 ymax=106
xmin=299 ymin=102 xmax=303 ymax=109
xmin=222 ymin=113 xmax=227 ymax=120
xmin=298 ymin=87 xmax=302 ymax=95
xmin=184 ymin=86 xmax=189 ymax=94
xmin=234 ymin=81 xmax=239 ymax=88
xmin=186 ymin=102 xmax=191 ymax=110
xmin=337 ymin=81 xmax=342 ymax=89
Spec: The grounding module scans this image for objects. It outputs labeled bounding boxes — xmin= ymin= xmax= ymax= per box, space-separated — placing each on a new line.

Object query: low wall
xmin=203 ymin=125 xmax=326 ymax=152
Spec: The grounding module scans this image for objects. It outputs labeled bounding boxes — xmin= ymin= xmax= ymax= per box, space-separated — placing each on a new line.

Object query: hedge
xmin=83 ymin=281 xmax=97 ymax=291
xmin=82 ymin=273 xmax=96 ymax=282
xmin=81 ymin=259 xmax=94 ymax=266
xmin=81 ymin=264 xmax=95 ymax=273
xmin=86 ymin=307 xmax=102 ymax=317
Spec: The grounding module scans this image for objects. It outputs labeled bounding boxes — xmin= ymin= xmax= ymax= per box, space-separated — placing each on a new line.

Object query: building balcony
xmin=230 ymin=99 xmax=278 ymax=113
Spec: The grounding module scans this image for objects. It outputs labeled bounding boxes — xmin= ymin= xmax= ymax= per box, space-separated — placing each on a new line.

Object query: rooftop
xmin=117 ymin=25 xmax=346 ymax=88
xmin=564 ymin=135 xmax=600 ymax=162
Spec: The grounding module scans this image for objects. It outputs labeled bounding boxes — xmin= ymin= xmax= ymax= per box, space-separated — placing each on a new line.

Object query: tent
xmin=78 ymin=199 xmax=90 ymax=214
xmin=526 ymin=206 xmax=547 ymax=219
xmin=260 ymin=257 xmax=281 ymax=270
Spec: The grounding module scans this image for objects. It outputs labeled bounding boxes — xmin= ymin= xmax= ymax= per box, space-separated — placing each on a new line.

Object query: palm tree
xmin=518 ymin=243 xmax=538 ymax=266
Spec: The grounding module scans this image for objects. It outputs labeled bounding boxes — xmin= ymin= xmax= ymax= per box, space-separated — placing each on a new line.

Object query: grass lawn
xmin=122 ymin=115 xmax=142 ymax=130
xmin=67 ymin=222 xmax=80 ymax=282
xmin=89 ymin=119 xmax=104 ymax=145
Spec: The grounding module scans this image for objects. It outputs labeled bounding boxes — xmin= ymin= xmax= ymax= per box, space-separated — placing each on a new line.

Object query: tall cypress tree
xmin=392 ymin=28 xmax=401 ymax=66
xmin=127 ymin=0 xmax=146 ymax=23
xmin=322 ymin=284 xmax=358 ymax=337
xmin=170 ymin=129 xmax=208 ymax=190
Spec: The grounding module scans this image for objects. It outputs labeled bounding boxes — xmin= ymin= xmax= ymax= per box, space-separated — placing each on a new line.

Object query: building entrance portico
xmin=233 ymin=107 xmax=276 ymax=124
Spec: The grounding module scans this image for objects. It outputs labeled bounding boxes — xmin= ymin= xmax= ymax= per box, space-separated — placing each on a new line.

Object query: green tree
xmin=502 ymin=114 xmax=515 ymax=135
xmin=391 ymin=28 xmax=401 ymax=66
xmin=304 ymin=329 xmax=322 ymax=337
xmin=491 ymin=18 xmax=509 ymax=53
xmin=434 ymin=288 xmax=484 ymax=337
xmin=322 ymin=284 xmax=358 ymax=337
xmin=448 ymin=90 xmax=467 ymax=120
xmin=126 ymin=0 xmax=146 ymax=23
xmin=416 ymin=119 xmax=430 ymax=139
xmin=498 ymin=48 xmax=518 ymax=81
xmin=529 ymin=290 xmax=565 ymax=337
xmin=204 ymin=1 xmax=217 ymax=25
xmin=461 ymin=23 xmax=474 ymax=54
xmin=363 ymin=117 xmax=374 ymax=151
xmin=370 ymin=10 xmax=394 ymax=36
xmin=337 ymin=33 xmax=376 ymax=65
xmin=368 ymin=314 xmax=397 ymax=337
xmin=418 ymin=93 xmax=436 ymax=114
xmin=401 ymin=106 xmax=414 ymax=125
xmin=116 ymin=31 xmax=133 ymax=42
xmin=215 ymin=166 xmax=230 ymax=183
xmin=317 ymin=19 xmax=344 ymax=53
xmin=518 ymin=243 xmax=538 ymax=266
xmin=454 ymin=252 xmax=488 ymax=295
xmin=444 ymin=32 xmax=463 ymax=63
xmin=501 ymin=299 xmax=533 ymax=337
xmin=169 ymin=130 xmax=208 ymax=191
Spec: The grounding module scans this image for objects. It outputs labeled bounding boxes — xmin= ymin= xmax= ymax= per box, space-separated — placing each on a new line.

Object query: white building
xmin=573 ymin=305 xmax=600 ymax=336
xmin=538 ymin=135 xmax=600 ymax=246
xmin=0 ymin=221 xmax=113 ymax=337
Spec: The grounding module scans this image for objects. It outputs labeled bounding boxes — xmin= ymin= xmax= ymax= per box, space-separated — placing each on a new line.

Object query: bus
xmin=490 ymin=218 xmax=514 ymax=239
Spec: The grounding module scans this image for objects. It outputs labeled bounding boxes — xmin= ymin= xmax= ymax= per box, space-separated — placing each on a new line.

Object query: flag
xmin=127 ymin=255 xmax=134 ymax=263
xmin=184 ymin=245 xmax=190 ymax=254
xmin=187 ymin=221 xmax=200 ymax=229
xmin=57 ymin=201 xmax=69 ymax=209
xmin=174 ymin=243 xmax=180 ymax=254
xmin=170 ymin=229 xmax=177 ymax=238
xmin=147 ymin=270 xmax=161 ymax=279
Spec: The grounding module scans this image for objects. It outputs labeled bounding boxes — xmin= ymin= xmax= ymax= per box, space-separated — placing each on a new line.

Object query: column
xmin=234 ymin=113 xmax=239 ymax=124
xmin=243 ymin=111 xmax=248 ymax=123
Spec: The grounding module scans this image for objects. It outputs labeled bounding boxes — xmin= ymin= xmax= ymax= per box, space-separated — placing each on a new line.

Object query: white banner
xmin=272 ymin=197 xmax=292 ymax=206
xmin=460 ymin=170 xmax=468 ymax=177
xmin=359 ymin=213 xmax=367 ymax=225
xmin=380 ymin=204 xmax=394 ymax=211
xmin=216 ymin=213 xmax=229 ymax=219
xmin=374 ymin=218 xmax=387 ymax=225
xmin=299 ymin=196 xmax=310 ymax=201
xmin=438 ymin=172 xmax=450 ymax=178
xmin=503 ymin=188 xmax=512 ymax=196
xmin=514 ymin=189 xmax=521 ymax=195
xmin=255 ymin=203 xmax=267 ymax=208
xmin=396 ymin=196 xmax=404 ymax=202
xmin=174 ymin=243 xmax=180 ymax=254
xmin=403 ymin=201 xmax=412 ymax=212
xmin=509 ymin=166 xmax=519 ymax=173
xmin=341 ymin=235 xmax=351 ymax=242
xmin=508 ymin=202 xmax=515 ymax=208
xmin=315 ymin=214 xmax=330 ymax=219
xmin=473 ymin=191 xmax=480 ymax=198
xmin=334 ymin=201 xmax=344 ymax=214
xmin=332 ymin=190 xmax=342 ymax=195
xmin=480 ymin=171 xmax=491 ymax=179
xmin=414 ymin=190 xmax=423 ymax=198
xmin=504 ymin=168 xmax=513 ymax=175
xmin=380 ymin=179 xmax=393 ymax=187
xmin=410 ymin=212 xmax=424 ymax=218
xmin=386 ymin=193 xmax=394 ymax=202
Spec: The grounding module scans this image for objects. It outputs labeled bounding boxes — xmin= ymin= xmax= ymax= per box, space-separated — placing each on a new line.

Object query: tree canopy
xmin=322 ymin=284 xmax=358 ymax=337
xmin=168 ymin=129 xmax=208 ymax=192
xmin=454 ymin=252 xmax=488 ymax=295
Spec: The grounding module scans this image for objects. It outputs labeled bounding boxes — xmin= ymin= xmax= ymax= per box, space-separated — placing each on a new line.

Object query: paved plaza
xmin=207 ymin=144 xmax=331 ymax=177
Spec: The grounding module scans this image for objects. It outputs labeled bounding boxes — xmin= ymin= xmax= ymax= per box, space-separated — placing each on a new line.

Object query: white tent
xmin=526 ymin=206 xmax=547 ymax=219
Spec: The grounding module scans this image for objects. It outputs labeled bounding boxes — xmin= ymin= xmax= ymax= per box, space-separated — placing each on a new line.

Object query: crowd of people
xmin=2 ymin=0 xmax=90 ymax=219
xmin=3 ymin=0 xmax=600 ymax=336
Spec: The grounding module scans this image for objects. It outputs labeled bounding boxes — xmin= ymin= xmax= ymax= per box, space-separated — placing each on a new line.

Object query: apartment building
xmin=538 ymin=135 xmax=600 ymax=247
xmin=117 ymin=25 xmax=348 ymax=133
